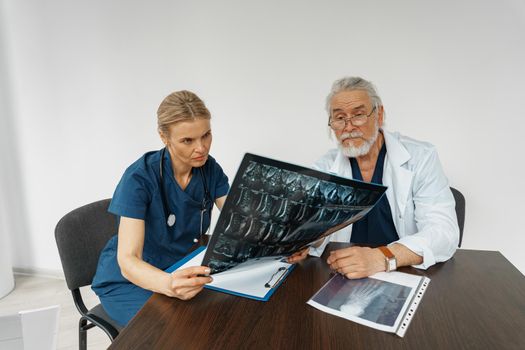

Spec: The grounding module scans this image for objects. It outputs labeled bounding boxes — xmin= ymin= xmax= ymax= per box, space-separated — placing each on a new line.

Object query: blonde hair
xmin=157 ymin=90 xmax=211 ymax=135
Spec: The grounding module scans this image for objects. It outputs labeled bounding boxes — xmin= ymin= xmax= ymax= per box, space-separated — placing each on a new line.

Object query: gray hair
xmin=325 ymin=77 xmax=383 ymax=116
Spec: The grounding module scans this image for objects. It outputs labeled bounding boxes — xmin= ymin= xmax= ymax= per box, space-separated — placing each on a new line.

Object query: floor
xmin=0 ymin=274 xmax=112 ymax=349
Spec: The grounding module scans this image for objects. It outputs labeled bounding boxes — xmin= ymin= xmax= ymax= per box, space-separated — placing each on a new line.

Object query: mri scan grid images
xmin=202 ymin=154 xmax=386 ymax=273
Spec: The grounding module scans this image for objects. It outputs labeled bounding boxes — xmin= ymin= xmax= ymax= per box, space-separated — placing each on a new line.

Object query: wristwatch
xmin=378 ymin=246 xmax=397 ymax=272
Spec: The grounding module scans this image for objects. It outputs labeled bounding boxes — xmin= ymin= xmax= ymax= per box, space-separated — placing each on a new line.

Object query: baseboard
xmin=13 ymin=267 xmax=65 ymax=280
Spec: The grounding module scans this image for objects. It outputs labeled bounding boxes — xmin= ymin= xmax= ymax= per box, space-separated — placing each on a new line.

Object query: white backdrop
xmin=1 ymin=0 xmax=524 ymax=275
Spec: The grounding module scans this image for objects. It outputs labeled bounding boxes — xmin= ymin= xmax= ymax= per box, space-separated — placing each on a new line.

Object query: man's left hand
xmin=327 ymin=246 xmax=385 ymax=279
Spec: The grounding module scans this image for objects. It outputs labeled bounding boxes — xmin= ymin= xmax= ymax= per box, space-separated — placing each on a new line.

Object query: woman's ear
xmin=159 ymin=130 xmax=168 ymax=146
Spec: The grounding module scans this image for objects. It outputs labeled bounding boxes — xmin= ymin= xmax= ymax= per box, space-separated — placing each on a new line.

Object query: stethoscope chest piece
xmin=167 ymin=213 xmax=176 ymax=227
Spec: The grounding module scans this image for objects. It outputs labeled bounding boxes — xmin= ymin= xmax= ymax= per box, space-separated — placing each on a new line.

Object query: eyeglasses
xmin=328 ymin=106 xmax=377 ymax=130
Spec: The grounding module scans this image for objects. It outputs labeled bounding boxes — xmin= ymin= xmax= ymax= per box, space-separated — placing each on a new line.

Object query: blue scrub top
xmin=92 ymin=149 xmax=229 ymax=325
xmin=349 ymin=142 xmax=399 ymax=246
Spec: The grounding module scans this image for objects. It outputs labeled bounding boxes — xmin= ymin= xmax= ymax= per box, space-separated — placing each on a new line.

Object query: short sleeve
xmin=209 ymin=156 xmax=229 ymax=199
xmin=108 ymin=161 xmax=154 ymax=220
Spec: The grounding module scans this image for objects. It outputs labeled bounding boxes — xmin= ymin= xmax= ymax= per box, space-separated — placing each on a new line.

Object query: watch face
xmin=388 ymin=258 xmax=397 ymax=271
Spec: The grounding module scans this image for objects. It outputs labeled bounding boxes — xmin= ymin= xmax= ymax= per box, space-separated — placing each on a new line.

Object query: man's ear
xmin=377 ymin=106 xmax=385 ymax=128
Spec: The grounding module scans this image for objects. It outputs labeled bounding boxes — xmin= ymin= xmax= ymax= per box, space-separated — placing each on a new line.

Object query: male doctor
xmin=310 ymin=76 xmax=459 ymax=278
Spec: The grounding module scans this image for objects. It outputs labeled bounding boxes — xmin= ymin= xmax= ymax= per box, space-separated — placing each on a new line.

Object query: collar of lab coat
xmin=328 ymin=129 xmax=414 ymax=222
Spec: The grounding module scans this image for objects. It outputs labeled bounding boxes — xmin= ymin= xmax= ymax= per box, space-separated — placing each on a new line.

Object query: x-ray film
xmin=202 ymin=153 xmax=387 ymax=273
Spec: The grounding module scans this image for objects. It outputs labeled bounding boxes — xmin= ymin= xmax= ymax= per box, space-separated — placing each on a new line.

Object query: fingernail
xmin=204 ymin=268 xmax=211 ymax=274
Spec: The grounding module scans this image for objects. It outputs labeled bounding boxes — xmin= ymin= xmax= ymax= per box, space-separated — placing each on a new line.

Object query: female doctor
xmin=92 ymin=90 xmax=229 ymax=327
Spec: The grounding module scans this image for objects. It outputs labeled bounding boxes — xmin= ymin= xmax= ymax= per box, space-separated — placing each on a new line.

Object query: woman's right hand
xmin=166 ymin=266 xmax=213 ymax=300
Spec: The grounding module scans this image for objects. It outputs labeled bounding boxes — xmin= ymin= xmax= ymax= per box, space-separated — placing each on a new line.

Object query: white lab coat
xmin=309 ymin=130 xmax=459 ymax=269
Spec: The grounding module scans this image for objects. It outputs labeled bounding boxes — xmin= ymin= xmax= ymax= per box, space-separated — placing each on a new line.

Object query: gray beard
xmin=338 ymin=125 xmax=379 ymax=158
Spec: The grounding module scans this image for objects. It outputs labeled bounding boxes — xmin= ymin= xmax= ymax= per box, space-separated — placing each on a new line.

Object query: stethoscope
xmin=159 ymin=147 xmax=212 ymax=244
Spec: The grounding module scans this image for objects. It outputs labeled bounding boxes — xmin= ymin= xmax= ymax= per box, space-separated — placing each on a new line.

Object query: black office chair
xmin=450 ymin=187 xmax=465 ymax=247
xmin=55 ymin=199 xmax=122 ymax=350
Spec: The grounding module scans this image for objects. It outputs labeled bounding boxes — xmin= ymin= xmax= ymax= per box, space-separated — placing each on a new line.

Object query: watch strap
xmin=378 ymin=246 xmax=395 ymax=259
xmin=378 ymin=246 xmax=396 ymax=272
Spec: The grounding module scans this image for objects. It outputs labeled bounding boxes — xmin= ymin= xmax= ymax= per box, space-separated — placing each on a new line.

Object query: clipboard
xmin=166 ymin=246 xmax=296 ymax=301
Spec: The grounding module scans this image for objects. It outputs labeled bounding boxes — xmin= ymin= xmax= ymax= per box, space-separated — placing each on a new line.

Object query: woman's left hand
xmin=287 ymin=247 xmax=310 ymax=263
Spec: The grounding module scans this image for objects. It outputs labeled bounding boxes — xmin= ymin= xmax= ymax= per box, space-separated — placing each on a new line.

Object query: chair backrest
xmin=55 ymin=199 xmax=116 ymax=290
xmin=0 ymin=313 xmax=23 ymax=350
xmin=450 ymin=187 xmax=465 ymax=247
xmin=0 ymin=305 xmax=60 ymax=350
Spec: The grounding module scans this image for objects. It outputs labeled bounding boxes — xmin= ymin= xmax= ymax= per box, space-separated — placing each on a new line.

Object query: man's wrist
xmin=378 ymin=246 xmax=397 ymax=272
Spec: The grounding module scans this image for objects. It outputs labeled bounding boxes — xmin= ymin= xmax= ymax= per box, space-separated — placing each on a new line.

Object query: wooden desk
xmin=109 ymin=244 xmax=525 ymax=349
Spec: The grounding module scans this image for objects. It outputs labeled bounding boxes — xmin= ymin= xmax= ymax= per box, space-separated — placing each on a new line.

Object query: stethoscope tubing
xmin=159 ymin=147 xmax=211 ymax=241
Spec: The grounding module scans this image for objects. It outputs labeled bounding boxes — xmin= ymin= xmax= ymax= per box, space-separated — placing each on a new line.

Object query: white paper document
xmin=307 ymin=271 xmax=430 ymax=337
xmin=166 ymin=246 xmax=295 ymax=301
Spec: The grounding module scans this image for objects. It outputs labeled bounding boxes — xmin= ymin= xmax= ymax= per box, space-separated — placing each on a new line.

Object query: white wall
xmin=1 ymin=0 xmax=524 ymax=275
xmin=0 ymin=2 xmax=15 ymax=294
